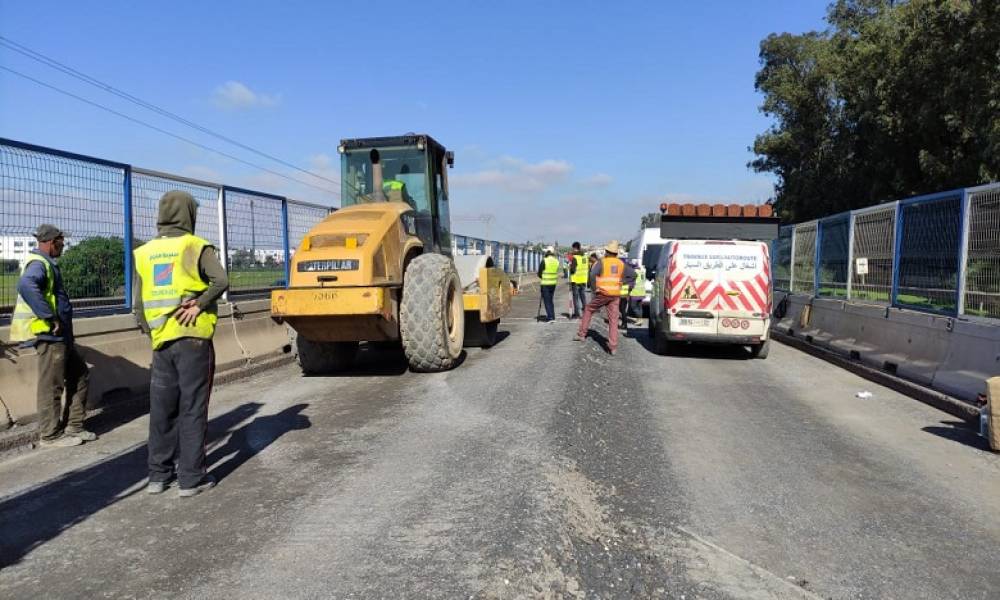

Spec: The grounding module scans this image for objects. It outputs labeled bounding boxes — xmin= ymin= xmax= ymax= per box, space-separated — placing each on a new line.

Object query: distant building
xmin=0 ymin=235 xmax=74 ymax=268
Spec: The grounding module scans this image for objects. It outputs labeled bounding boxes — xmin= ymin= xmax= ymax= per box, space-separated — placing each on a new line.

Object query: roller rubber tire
xmin=400 ymin=254 xmax=465 ymax=372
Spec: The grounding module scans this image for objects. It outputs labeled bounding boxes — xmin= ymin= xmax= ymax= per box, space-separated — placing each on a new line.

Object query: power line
xmin=0 ymin=65 xmax=341 ymax=198
xmin=0 ymin=35 xmax=342 ymax=191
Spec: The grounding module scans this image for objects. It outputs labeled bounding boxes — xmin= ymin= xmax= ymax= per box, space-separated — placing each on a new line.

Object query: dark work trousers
xmin=619 ymin=297 xmax=629 ymax=328
xmin=540 ymin=284 xmax=556 ymax=321
xmin=148 ymin=337 xmax=215 ymax=488
xmin=569 ymin=283 xmax=587 ymax=318
xmin=35 ymin=341 xmax=90 ymax=440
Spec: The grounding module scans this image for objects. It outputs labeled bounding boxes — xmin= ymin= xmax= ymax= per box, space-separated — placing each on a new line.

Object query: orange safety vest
xmin=595 ymin=257 xmax=625 ymax=296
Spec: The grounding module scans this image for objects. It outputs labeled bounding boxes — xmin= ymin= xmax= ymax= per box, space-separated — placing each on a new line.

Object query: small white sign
xmin=855 ymin=257 xmax=869 ymax=276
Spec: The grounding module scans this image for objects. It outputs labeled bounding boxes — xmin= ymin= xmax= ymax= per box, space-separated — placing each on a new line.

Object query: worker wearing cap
xmin=10 ymin=224 xmax=94 ymax=447
xmin=567 ymin=242 xmax=588 ymax=319
xmin=573 ymin=240 xmax=635 ymax=355
xmin=537 ymin=246 xmax=559 ymax=322
xmin=133 ymin=190 xmax=228 ymax=497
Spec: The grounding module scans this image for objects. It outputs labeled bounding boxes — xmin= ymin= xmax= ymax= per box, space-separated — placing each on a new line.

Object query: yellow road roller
xmin=271 ymin=134 xmax=512 ymax=373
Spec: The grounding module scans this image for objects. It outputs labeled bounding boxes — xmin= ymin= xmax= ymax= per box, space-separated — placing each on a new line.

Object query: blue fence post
xmin=956 ymin=188 xmax=970 ymax=316
xmin=891 ymin=203 xmax=905 ymax=308
xmin=281 ymin=199 xmax=291 ymax=288
xmin=123 ymin=165 xmax=133 ymax=309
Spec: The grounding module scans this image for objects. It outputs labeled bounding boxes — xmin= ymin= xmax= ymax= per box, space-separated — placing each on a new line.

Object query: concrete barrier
xmin=0 ymin=298 xmax=289 ymax=428
xmin=774 ymin=292 xmax=1000 ymax=402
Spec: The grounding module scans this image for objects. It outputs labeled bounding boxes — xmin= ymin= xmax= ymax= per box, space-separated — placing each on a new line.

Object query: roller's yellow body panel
xmin=271 ymin=202 xmax=510 ymax=343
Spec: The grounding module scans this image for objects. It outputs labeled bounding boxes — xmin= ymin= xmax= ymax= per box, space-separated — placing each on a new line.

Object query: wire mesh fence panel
xmin=964 ymin=185 xmax=1000 ymax=318
xmin=817 ymin=215 xmax=850 ymax=298
xmin=791 ymin=222 xmax=817 ymax=294
xmin=850 ymin=204 xmax=896 ymax=302
xmin=1 ymin=142 xmax=126 ymax=315
xmin=131 ymin=172 xmax=220 ymax=246
xmin=287 ymin=201 xmax=331 ymax=256
xmin=773 ymin=226 xmax=793 ymax=291
xmin=224 ymin=189 xmax=285 ymax=296
xmin=896 ymin=194 xmax=962 ymax=313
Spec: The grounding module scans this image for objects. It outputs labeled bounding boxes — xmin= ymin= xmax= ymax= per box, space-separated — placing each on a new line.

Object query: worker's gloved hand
xmin=51 ymin=319 xmax=62 ymax=336
xmin=174 ymin=299 xmax=202 ymax=327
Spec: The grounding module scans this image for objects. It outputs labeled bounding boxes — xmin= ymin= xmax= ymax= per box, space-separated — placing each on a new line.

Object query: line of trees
xmin=751 ymin=0 xmax=999 ymax=222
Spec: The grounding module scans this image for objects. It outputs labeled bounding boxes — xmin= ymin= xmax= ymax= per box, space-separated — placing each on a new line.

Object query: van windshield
xmin=643 ymin=244 xmax=664 ymax=274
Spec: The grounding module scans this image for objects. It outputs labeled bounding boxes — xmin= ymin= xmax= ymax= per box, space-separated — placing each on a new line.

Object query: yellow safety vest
xmin=631 ymin=269 xmax=646 ymax=298
xmin=134 ymin=234 xmax=218 ymax=350
xmin=570 ymin=254 xmax=588 ymax=284
xmin=9 ymin=254 xmax=57 ymax=342
xmin=540 ymin=256 xmax=560 ymax=286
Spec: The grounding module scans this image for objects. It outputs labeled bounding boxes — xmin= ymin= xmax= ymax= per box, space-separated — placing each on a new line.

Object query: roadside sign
xmin=855 ymin=257 xmax=869 ymax=276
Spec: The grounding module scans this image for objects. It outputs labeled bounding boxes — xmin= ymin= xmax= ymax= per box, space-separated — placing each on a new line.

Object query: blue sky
xmin=0 ymin=1 xmax=829 ymax=245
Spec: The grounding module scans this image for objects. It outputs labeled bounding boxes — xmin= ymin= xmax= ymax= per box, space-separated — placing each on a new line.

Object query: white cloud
xmin=451 ymin=156 xmax=573 ymax=193
xmin=582 ymin=173 xmax=613 ymax=188
xmin=212 ymin=81 xmax=281 ymax=110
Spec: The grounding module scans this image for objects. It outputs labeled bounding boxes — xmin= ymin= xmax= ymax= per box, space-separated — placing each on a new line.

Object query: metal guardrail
xmin=0 ymin=138 xmax=544 ymax=318
xmin=773 ymin=182 xmax=1000 ymax=320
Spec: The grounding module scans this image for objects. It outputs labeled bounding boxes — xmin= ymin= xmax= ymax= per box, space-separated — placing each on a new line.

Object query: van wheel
xmin=653 ymin=328 xmax=671 ymax=355
xmin=751 ymin=339 xmax=770 ymax=359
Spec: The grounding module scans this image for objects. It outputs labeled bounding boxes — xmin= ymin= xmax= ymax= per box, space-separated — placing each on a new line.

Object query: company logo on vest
xmin=153 ymin=263 xmax=174 ymax=287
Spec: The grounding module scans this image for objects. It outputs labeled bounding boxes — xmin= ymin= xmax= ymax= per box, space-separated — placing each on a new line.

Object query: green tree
xmin=59 ymin=236 xmax=126 ymax=299
xmin=751 ymin=0 xmax=1000 ymax=222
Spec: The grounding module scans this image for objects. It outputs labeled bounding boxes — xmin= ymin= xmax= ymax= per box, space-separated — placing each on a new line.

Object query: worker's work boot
xmin=38 ymin=435 xmax=83 ymax=448
xmin=573 ymin=334 xmax=584 ymax=341
xmin=66 ymin=429 xmax=98 ymax=442
xmin=147 ymin=480 xmax=168 ymax=495
xmin=178 ymin=475 xmax=217 ymax=498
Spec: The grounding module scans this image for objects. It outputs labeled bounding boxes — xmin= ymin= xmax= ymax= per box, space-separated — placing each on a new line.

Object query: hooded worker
xmin=133 ymin=190 xmax=228 ymax=497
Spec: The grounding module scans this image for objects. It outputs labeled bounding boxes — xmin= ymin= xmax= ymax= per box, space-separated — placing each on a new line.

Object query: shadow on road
xmin=630 ymin=328 xmax=753 ymax=360
xmin=0 ymin=401 xmax=271 ymax=569
xmin=207 ymin=403 xmax=311 ymax=482
xmin=922 ymin=420 xmax=991 ymax=452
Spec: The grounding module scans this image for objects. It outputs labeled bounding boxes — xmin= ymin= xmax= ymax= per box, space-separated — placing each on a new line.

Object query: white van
xmin=627 ymin=227 xmax=668 ymax=315
xmin=649 ymin=238 xmax=773 ymax=358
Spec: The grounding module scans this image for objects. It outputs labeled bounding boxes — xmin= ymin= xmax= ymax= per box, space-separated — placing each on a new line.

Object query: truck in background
xmin=648 ymin=203 xmax=779 ymax=359
xmin=627 ymin=226 xmax=668 ymax=317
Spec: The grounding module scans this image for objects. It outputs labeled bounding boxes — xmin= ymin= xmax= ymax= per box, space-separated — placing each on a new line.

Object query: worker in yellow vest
xmin=629 ymin=260 xmax=646 ymax=321
xmin=9 ymin=224 xmax=93 ymax=447
xmin=573 ymin=240 xmax=635 ymax=355
xmin=133 ymin=191 xmax=229 ymax=497
xmin=537 ymin=246 xmax=560 ymax=322
xmin=567 ymin=241 xmax=588 ymax=319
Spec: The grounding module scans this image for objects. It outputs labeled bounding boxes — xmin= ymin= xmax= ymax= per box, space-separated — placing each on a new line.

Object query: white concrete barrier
xmin=773 ymin=292 xmax=1000 ymax=402
xmin=0 ymin=298 xmax=288 ymax=426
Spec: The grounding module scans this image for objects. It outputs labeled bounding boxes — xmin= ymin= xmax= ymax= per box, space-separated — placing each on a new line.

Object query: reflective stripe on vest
xmin=9 ymin=254 xmax=56 ymax=343
xmin=631 ymin=270 xmax=646 ymax=298
xmin=383 ymin=179 xmax=405 ymax=193
xmin=595 ymin=257 xmax=624 ymax=296
xmin=541 ymin=256 xmax=559 ymax=286
xmin=134 ymin=234 xmax=218 ymax=350
xmin=570 ymin=254 xmax=588 ymax=284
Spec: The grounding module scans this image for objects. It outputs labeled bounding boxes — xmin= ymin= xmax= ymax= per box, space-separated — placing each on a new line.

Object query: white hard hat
xmin=544 ymin=246 xmax=555 ymax=254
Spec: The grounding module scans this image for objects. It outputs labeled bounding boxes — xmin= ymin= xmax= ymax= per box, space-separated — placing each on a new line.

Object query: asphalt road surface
xmin=2 ymin=283 xmax=999 ymax=599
